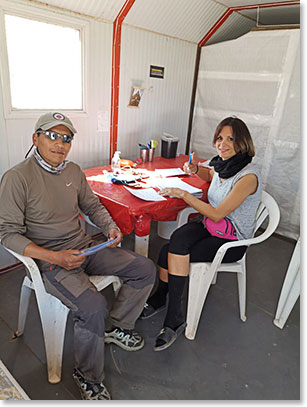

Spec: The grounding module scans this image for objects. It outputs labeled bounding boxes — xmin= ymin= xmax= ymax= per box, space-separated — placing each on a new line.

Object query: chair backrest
xmin=252 ymin=190 xmax=280 ymax=243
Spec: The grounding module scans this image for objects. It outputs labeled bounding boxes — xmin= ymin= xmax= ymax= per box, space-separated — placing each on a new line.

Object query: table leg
xmin=135 ymin=235 xmax=150 ymax=257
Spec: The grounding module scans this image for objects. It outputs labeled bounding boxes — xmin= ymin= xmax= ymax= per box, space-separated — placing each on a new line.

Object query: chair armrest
xmin=210 ymin=222 xmax=279 ymax=271
xmin=176 ymin=207 xmax=199 ymax=229
xmin=3 ymin=247 xmax=47 ymax=294
xmin=216 ymin=223 xmax=278 ymax=254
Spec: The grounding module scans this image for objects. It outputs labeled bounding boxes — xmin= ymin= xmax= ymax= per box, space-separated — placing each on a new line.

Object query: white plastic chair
xmin=2 ymin=216 xmax=122 ymax=384
xmin=175 ymin=190 xmax=280 ymax=340
xmin=273 ymin=236 xmax=300 ymax=329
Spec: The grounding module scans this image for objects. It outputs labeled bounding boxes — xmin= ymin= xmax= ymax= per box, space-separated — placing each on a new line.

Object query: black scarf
xmin=209 ymin=152 xmax=252 ymax=179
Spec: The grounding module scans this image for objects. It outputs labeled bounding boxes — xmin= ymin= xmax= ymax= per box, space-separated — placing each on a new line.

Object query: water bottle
xmin=111 ymin=151 xmax=121 ymax=174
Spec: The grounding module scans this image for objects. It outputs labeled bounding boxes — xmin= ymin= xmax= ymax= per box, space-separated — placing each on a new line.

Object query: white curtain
xmin=191 ymin=29 xmax=300 ymax=240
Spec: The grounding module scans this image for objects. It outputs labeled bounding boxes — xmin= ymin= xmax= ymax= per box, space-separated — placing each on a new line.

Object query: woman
xmin=141 ymin=116 xmax=262 ymax=351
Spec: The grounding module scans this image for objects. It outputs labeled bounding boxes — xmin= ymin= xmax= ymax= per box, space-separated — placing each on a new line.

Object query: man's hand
xmin=51 ymin=250 xmax=86 ymax=270
xmin=24 ymin=242 xmax=85 ymax=270
xmin=108 ymin=228 xmax=123 ymax=247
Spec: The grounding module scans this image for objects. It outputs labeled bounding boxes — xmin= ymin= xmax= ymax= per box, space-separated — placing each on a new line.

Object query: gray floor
xmin=0 ymin=222 xmax=300 ymax=400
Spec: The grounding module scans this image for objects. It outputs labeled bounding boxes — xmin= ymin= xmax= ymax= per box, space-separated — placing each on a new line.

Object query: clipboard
xmin=75 ymin=236 xmax=120 ymax=256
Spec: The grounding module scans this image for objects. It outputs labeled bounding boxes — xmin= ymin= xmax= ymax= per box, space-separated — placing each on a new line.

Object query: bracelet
xmin=194 ymin=164 xmax=199 ymax=175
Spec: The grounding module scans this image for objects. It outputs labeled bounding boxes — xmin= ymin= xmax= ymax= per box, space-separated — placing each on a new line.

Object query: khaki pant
xmin=40 ymin=246 xmax=155 ymax=383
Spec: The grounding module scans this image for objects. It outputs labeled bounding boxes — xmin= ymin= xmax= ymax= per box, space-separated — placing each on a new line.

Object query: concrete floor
xmin=0 ymin=222 xmax=300 ymax=400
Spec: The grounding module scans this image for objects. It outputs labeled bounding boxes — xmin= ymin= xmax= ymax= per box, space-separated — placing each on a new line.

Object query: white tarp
xmin=191 ymin=29 xmax=300 ymax=240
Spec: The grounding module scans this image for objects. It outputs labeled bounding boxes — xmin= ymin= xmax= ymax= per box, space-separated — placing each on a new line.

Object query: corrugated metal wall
xmin=125 ymin=0 xmax=225 ymax=43
xmin=117 ymin=26 xmax=197 ymax=159
xmin=206 ymin=9 xmax=255 ymax=45
xmin=25 ymin=0 xmax=124 ymax=21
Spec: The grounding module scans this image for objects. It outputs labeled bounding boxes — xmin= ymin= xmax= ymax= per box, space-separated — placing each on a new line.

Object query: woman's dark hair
xmin=213 ymin=117 xmax=255 ymax=157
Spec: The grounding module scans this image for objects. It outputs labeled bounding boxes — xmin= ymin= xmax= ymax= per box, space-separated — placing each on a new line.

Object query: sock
xmin=163 ymin=274 xmax=187 ymax=331
xmin=147 ymin=279 xmax=168 ymax=309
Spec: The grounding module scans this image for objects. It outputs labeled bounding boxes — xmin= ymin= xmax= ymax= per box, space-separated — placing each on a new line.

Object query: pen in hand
xmin=188 ymin=152 xmax=193 ymax=165
xmin=183 ymin=152 xmax=196 ymax=175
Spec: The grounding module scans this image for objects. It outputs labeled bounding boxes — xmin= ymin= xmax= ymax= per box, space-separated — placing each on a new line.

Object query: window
xmin=4 ymin=14 xmax=83 ymax=110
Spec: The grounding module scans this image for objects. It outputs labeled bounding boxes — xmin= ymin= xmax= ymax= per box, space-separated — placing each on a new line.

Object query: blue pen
xmin=188 ymin=152 xmax=193 ymax=164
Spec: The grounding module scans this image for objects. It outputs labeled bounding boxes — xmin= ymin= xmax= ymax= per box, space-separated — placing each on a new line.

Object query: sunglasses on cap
xmin=37 ymin=130 xmax=74 ymax=144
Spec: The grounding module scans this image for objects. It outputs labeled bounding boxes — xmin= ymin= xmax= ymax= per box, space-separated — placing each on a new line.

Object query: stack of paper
xmin=154 ymin=178 xmax=203 ymax=198
xmin=124 ymin=186 xmax=167 ymax=201
xmin=154 ymin=168 xmax=186 ymax=177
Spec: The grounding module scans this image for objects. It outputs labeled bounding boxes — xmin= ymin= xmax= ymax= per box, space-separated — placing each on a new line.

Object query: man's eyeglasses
xmin=37 ymin=130 xmax=74 ymax=144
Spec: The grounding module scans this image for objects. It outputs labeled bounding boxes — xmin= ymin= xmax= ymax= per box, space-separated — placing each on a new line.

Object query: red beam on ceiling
xmin=198 ymin=1 xmax=300 ymax=47
xmin=110 ymin=0 xmax=135 ymax=162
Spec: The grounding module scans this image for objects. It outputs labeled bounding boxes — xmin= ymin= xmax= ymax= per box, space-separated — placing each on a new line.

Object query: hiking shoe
xmin=139 ymin=302 xmax=166 ymax=320
xmin=104 ymin=326 xmax=144 ymax=351
xmin=73 ymin=369 xmax=111 ymax=400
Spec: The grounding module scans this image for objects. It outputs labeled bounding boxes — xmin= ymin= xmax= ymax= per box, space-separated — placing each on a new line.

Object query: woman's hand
xmin=183 ymin=152 xmax=198 ymax=175
xmin=159 ymin=187 xmax=186 ymax=199
xmin=108 ymin=228 xmax=123 ymax=247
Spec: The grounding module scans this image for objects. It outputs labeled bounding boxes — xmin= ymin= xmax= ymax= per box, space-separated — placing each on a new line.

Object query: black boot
xmin=139 ymin=279 xmax=168 ymax=319
xmin=163 ymin=274 xmax=187 ymax=330
xmin=154 ymin=274 xmax=188 ymax=351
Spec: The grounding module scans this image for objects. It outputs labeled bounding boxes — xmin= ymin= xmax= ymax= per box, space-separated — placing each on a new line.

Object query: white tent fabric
xmin=191 ymin=29 xmax=300 ymax=240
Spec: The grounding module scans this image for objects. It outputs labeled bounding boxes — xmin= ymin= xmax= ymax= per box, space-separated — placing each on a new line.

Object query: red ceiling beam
xmin=110 ymin=0 xmax=135 ymax=162
xmin=198 ymin=1 xmax=300 ymax=47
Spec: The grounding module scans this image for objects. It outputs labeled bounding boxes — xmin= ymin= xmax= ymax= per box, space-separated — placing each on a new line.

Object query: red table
xmin=84 ymin=154 xmax=210 ymax=256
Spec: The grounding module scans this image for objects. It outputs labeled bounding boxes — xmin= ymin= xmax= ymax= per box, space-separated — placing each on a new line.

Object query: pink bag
xmin=202 ymin=216 xmax=238 ymax=240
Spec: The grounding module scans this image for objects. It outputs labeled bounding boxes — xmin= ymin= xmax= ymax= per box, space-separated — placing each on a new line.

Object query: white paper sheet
xmin=154 ymin=168 xmax=186 ymax=177
xmin=154 ymin=178 xmax=202 ymax=197
xmin=124 ymin=186 xmax=167 ymax=201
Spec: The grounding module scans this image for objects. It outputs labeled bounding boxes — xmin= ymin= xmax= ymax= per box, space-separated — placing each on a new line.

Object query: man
xmin=0 ymin=112 xmax=156 ymax=400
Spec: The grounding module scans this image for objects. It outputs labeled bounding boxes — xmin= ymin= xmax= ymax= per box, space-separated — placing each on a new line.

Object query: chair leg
xmin=274 ymin=239 xmax=300 ymax=329
xmin=112 ymin=279 xmax=122 ymax=297
xmin=16 ymin=277 xmax=33 ymax=336
xmin=185 ymin=263 xmax=215 ymax=340
xmin=237 ymin=260 xmax=247 ymax=322
xmin=211 ymin=273 xmax=217 ymax=285
xmin=274 ymin=271 xmax=300 ymax=329
xmin=36 ymin=294 xmax=70 ymax=384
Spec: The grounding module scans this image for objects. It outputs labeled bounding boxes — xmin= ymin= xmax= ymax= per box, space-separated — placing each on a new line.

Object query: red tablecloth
xmin=84 ymin=154 xmax=210 ymax=237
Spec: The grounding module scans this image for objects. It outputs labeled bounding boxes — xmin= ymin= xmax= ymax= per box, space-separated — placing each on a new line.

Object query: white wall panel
xmin=8 ymin=0 xmax=300 ymax=45
xmin=68 ymin=19 xmax=113 ymax=169
xmin=0 ymin=66 xmax=9 ymax=177
xmin=117 ymin=26 xmax=197 ymax=160
xmin=125 ymin=0 xmax=226 ymax=43
xmin=25 ymin=0 xmax=123 ymax=21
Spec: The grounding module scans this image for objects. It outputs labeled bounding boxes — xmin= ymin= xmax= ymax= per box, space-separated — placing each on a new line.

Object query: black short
xmin=158 ymin=221 xmax=247 ymax=270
